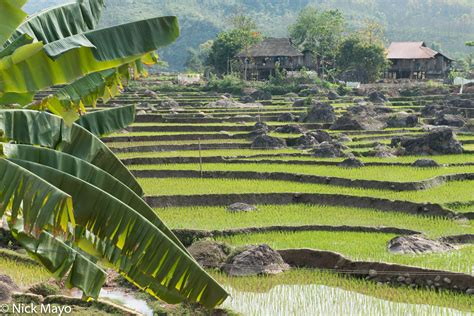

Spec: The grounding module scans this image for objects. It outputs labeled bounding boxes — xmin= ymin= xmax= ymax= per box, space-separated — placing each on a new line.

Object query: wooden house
xmin=235 ymin=38 xmax=314 ymax=80
xmin=385 ymin=42 xmax=452 ymax=79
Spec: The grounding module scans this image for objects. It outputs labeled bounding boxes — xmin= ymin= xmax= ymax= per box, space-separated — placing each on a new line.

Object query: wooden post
xmin=198 ymin=138 xmax=203 ymax=177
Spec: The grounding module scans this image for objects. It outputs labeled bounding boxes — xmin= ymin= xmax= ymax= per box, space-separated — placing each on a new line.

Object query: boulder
xmin=306 ymin=130 xmax=332 ymax=143
xmin=312 ymin=142 xmax=347 ymax=158
xmin=188 ymin=240 xmax=231 ymax=269
xmin=222 ymin=244 xmax=290 ymax=276
xmin=338 ymin=158 xmax=365 ymax=168
xmin=388 ymin=235 xmax=456 ymax=254
xmin=371 ymin=144 xmax=396 ymax=158
xmin=143 ymin=89 xmax=158 ymax=98
xmin=330 ymin=114 xmax=385 ymax=131
xmin=251 ymin=135 xmax=286 ymax=149
xmin=433 ymin=114 xmax=466 ymax=127
xmin=208 ymin=99 xmax=245 ymax=108
xmin=298 ymin=87 xmax=319 ymax=97
xmin=386 ymin=113 xmax=418 ymax=128
xmin=227 ymin=203 xmax=257 ymax=212
xmin=338 ymin=134 xmax=352 ymax=143
xmin=274 ymin=124 xmax=306 ymax=134
xmin=447 ymin=98 xmax=473 ymax=109
xmin=368 ymin=91 xmax=387 ymax=103
xmin=278 ymin=113 xmax=296 ymax=122
xmin=391 ymin=129 xmax=463 ymax=155
xmin=421 ymin=104 xmax=444 ymax=117
xmin=251 ymin=90 xmax=272 ymax=101
xmin=300 ymin=102 xmax=336 ymax=123
xmin=411 ymin=159 xmax=441 ymax=168
xmin=292 ymin=99 xmax=307 ymax=107
xmin=292 ymin=134 xmax=318 ymax=149
xmin=239 ymin=95 xmax=256 ymax=103
xmin=327 ymin=91 xmax=340 ymax=100
xmin=136 ymin=110 xmax=147 ymax=115
xmin=254 ymin=122 xmax=269 ymax=131
xmin=160 ymin=98 xmax=179 ymax=107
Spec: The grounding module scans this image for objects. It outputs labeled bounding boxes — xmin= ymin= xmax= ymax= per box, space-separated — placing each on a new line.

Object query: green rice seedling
xmin=131 ymin=163 xmax=474 ymax=182
xmin=154 ymin=204 xmax=473 ymax=237
xmin=138 ymin=178 xmax=474 ymax=207
xmin=116 ymin=149 xmax=302 ymax=159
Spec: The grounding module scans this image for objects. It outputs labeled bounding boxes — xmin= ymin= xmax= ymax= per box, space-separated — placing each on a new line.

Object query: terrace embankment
xmin=278 ymin=248 xmax=474 ymax=294
xmin=173 ymin=225 xmax=421 ymax=247
xmin=145 ymin=193 xmax=461 ymax=218
xmin=133 ymin=169 xmax=474 ymax=192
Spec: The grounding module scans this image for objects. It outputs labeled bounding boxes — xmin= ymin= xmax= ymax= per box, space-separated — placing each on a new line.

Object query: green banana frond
xmin=3 ymin=143 xmax=188 ymax=254
xmin=0 ymin=0 xmax=27 ymax=47
xmin=12 ymin=229 xmax=107 ymax=299
xmin=0 ymin=16 xmax=179 ymax=102
xmin=76 ymin=106 xmax=136 ymax=137
xmin=6 ymin=0 xmax=106 ymax=47
xmin=12 ymin=159 xmax=229 ymax=308
xmin=0 ymin=158 xmax=73 ymax=237
xmin=0 ymin=110 xmax=143 ymax=196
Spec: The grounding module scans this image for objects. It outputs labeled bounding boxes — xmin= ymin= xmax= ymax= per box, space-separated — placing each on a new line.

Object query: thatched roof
xmin=236 ymin=38 xmax=304 ymax=58
xmin=387 ymin=42 xmax=452 ymax=60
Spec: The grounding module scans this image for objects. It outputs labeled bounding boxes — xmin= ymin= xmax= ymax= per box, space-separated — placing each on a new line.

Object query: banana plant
xmin=0 ymin=0 xmax=228 ymax=309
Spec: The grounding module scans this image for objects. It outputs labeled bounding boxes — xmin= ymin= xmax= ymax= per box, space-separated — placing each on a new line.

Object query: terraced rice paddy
xmin=102 ymin=76 xmax=474 ymax=314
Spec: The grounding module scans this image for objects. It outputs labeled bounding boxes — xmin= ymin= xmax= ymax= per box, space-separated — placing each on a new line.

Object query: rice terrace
xmin=0 ymin=0 xmax=473 ymax=315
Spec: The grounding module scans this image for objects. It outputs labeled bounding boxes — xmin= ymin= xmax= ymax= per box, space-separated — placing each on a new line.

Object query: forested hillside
xmin=25 ymin=0 xmax=474 ymax=70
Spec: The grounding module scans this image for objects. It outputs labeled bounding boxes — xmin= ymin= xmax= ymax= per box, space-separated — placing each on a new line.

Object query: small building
xmin=235 ymin=38 xmax=314 ymax=80
xmin=385 ymin=42 xmax=453 ymax=79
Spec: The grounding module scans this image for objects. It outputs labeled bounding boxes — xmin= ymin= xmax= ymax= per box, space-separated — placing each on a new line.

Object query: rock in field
xmin=188 ymin=240 xmax=231 ymax=269
xmin=327 ymin=91 xmax=340 ymax=100
xmin=274 ymin=124 xmax=306 ymax=134
xmin=391 ymin=129 xmax=463 ymax=155
xmin=388 ymin=235 xmax=456 ymax=254
xmin=251 ymin=135 xmax=286 ymax=149
xmin=338 ymin=158 xmax=365 ymax=168
xmin=292 ymin=134 xmax=319 ymax=149
xmin=307 ymin=130 xmax=332 ymax=143
xmin=411 ymin=159 xmax=440 ymax=168
xmin=433 ymin=114 xmax=466 ymax=127
xmin=222 ymin=244 xmax=290 ymax=276
xmin=251 ymin=90 xmax=272 ymax=101
xmin=278 ymin=113 xmax=296 ymax=122
xmin=312 ymin=142 xmax=348 ymax=158
xmin=368 ymin=91 xmax=387 ymax=103
xmin=227 ymin=203 xmax=257 ymax=212
xmin=300 ymin=102 xmax=336 ymax=123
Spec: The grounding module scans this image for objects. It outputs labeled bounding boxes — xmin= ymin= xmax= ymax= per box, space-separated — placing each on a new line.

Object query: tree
xmin=336 ymin=35 xmax=390 ymax=83
xmin=0 ymin=0 xmax=227 ymax=308
xmin=206 ymin=15 xmax=261 ymax=75
xmin=185 ymin=40 xmax=213 ymax=73
xmin=289 ymin=7 xmax=345 ymax=75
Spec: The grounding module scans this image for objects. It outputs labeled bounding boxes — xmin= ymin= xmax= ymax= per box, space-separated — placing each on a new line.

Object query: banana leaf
xmin=0 ymin=34 xmax=33 ymax=59
xmin=0 ymin=110 xmax=143 ymax=196
xmin=3 ymin=143 xmax=188 ymax=254
xmin=11 ymin=159 xmax=229 ymax=308
xmin=76 ymin=106 xmax=136 ymax=136
xmin=6 ymin=0 xmax=105 ymax=47
xmin=0 ymin=158 xmax=73 ymax=236
xmin=0 ymin=0 xmax=27 ymax=47
xmin=0 ymin=16 xmax=179 ymax=98
xmin=12 ymin=228 xmax=106 ymax=299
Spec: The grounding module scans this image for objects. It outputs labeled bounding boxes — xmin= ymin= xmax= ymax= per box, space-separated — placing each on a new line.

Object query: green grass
xmin=131 ymin=163 xmax=474 ymax=182
xmin=0 ymin=250 xmax=50 ymax=287
xmin=108 ymin=139 xmax=250 ymax=148
xmin=116 ymin=149 xmax=302 ymax=159
xmin=215 ymin=231 xmax=474 ymax=274
xmin=155 ymin=204 xmax=473 ymax=237
xmin=139 ymin=178 xmax=474 ymax=207
xmin=211 ymin=269 xmax=474 ymax=312
xmin=106 ymin=131 xmax=249 ymax=137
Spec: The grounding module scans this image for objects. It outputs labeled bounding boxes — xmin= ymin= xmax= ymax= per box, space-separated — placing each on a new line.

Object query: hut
xmin=386 ymin=42 xmax=452 ymax=79
xmin=235 ymin=38 xmax=314 ymax=80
